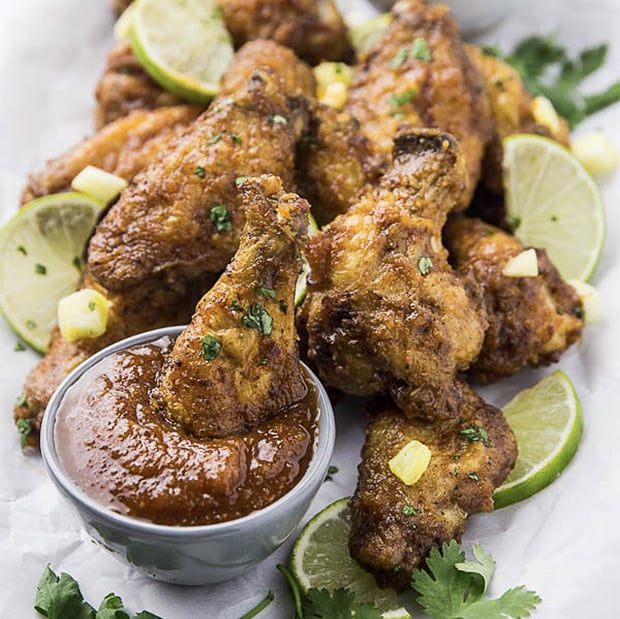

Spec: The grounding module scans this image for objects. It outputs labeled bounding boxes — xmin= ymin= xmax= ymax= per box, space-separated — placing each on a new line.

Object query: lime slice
xmin=294 ymin=213 xmax=319 ymax=307
xmin=291 ymin=498 xmax=411 ymax=618
xmin=493 ymin=370 xmax=583 ymax=509
xmin=502 ymin=134 xmax=606 ymax=282
xmin=0 ymin=192 xmax=106 ymax=352
xmin=129 ymin=0 xmax=234 ymax=104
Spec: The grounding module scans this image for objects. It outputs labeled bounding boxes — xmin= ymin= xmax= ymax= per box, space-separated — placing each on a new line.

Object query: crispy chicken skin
xmin=219 ymin=0 xmax=353 ymax=64
xmin=349 ymin=382 xmax=517 ymax=590
xmin=20 ymin=106 xmax=201 ymax=204
xmin=444 ymin=216 xmax=583 ymax=383
xmin=219 ymin=39 xmax=316 ymax=98
xmin=95 ymin=41 xmax=189 ymax=128
xmin=299 ymin=129 xmax=487 ymax=420
xmin=345 ymin=0 xmax=493 ymax=208
xmin=157 ymin=176 xmax=309 ymax=438
xmin=295 ymin=101 xmax=387 ymax=226
xmin=14 ymin=269 xmax=213 ymax=448
xmin=88 ymin=69 xmax=308 ymax=292
xmin=466 ymin=45 xmax=570 ymax=195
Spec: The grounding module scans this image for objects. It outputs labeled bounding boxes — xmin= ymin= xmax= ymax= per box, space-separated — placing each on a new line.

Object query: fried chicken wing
xmin=219 ymin=0 xmax=353 ymax=64
xmin=295 ymin=101 xmax=387 ymax=226
xmin=14 ymin=269 xmax=213 ymax=448
xmin=349 ymin=381 xmax=517 ymax=590
xmin=444 ymin=216 xmax=583 ymax=383
xmin=87 ymin=69 xmax=308 ymax=292
xmin=20 ymin=105 xmax=201 ymax=204
xmin=299 ymin=129 xmax=487 ymax=420
xmin=345 ymin=0 xmax=493 ymax=208
xmin=466 ymin=45 xmax=570 ymax=195
xmin=157 ymin=175 xmax=309 ymax=438
xmin=94 ymin=41 xmax=189 ymax=128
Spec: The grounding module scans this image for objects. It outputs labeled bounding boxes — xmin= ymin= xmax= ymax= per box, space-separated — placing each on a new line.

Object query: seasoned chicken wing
xmin=95 ymin=41 xmax=189 ymax=128
xmin=157 ymin=175 xmax=309 ymax=438
xmin=444 ymin=216 xmax=583 ymax=383
xmin=345 ymin=0 xmax=493 ymax=208
xmin=295 ymin=101 xmax=387 ymax=226
xmin=219 ymin=0 xmax=353 ymax=64
xmin=299 ymin=129 xmax=487 ymax=420
xmin=14 ymin=269 xmax=213 ymax=448
xmin=349 ymin=382 xmax=517 ymax=590
xmin=88 ymin=69 xmax=308 ymax=292
xmin=21 ymin=105 xmax=201 ymax=204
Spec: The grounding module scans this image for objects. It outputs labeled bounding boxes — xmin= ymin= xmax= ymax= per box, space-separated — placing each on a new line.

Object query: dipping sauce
xmin=54 ymin=336 xmax=319 ymax=526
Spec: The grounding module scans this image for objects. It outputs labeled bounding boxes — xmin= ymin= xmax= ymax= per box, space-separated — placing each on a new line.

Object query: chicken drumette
xmin=299 ymin=128 xmax=487 ymax=421
xmin=157 ymin=175 xmax=310 ymax=438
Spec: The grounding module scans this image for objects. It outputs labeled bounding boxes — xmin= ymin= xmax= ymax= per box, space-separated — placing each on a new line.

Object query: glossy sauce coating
xmin=55 ymin=336 xmax=318 ymax=526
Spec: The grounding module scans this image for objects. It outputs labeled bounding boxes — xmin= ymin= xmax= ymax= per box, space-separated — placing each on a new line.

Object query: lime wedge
xmin=0 ymin=192 xmax=106 ymax=352
xmin=494 ymin=370 xmax=583 ymax=509
xmin=129 ymin=0 xmax=234 ymax=104
xmin=291 ymin=498 xmax=411 ymax=618
xmin=294 ymin=213 xmax=319 ymax=307
xmin=502 ymin=134 xmax=606 ymax=282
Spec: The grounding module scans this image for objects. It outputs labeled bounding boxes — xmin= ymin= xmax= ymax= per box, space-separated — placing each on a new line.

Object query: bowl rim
xmin=40 ymin=325 xmax=336 ymax=539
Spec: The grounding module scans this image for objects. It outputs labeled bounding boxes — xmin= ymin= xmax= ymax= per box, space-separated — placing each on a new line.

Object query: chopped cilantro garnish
xmin=17 ymin=245 xmax=27 ymax=255
xmin=269 ymin=113 xmax=288 ymax=125
xmin=208 ymin=133 xmax=222 ymax=145
xmin=26 ymin=320 xmax=37 ymax=330
xmin=241 ymin=304 xmax=273 ymax=336
xmin=209 ymin=204 xmax=232 ymax=232
xmin=235 ymin=175 xmax=254 ymax=187
xmin=194 ymin=166 xmax=206 ymax=178
xmin=418 ymin=256 xmax=433 ymax=276
xmin=35 ymin=263 xmax=47 ymax=275
xmin=201 ymin=334 xmax=222 ymax=361
xmin=411 ymin=37 xmax=432 ymax=62
xmin=402 ymin=504 xmax=418 ymax=516
xmin=255 ymin=286 xmax=276 ymax=299
xmin=73 ymin=256 xmax=83 ymax=270
xmin=468 ymin=472 xmax=481 ymax=481
xmin=230 ymin=132 xmax=242 ymax=144
xmin=325 ymin=464 xmax=339 ymax=482
xmin=14 ymin=341 xmax=26 ymax=352
xmin=389 ymin=46 xmax=409 ymax=68
xmin=460 ymin=424 xmax=493 ymax=446
xmin=16 ymin=418 xmax=32 ymax=449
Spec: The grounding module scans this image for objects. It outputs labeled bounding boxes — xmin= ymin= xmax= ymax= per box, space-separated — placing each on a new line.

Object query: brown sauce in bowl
xmin=55 ymin=336 xmax=319 ymax=526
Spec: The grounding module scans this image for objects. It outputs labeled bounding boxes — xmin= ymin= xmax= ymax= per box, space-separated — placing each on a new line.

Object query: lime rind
xmin=502 ymin=134 xmax=606 ymax=282
xmin=0 ymin=192 xmax=105 ymax=352
xmin=291 ymin=498 xmax=410 ymax=617
xmin=129 ymin=0 xmax=234 ymax=104
xmin=493 ymin=370 xmax=583 ymax=509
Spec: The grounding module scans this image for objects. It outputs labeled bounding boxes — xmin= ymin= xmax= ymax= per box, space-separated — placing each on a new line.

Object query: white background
xmin=1 ymin=0 xmax=619 ymax=616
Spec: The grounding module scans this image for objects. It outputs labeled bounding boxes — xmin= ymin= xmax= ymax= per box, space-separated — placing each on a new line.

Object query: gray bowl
xmin=40 ymin=326 xmax=336 ymax=585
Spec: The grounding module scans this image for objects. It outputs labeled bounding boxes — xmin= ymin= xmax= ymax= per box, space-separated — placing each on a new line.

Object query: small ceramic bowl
xmin=40 ymin=326 xmax=336 ymax=586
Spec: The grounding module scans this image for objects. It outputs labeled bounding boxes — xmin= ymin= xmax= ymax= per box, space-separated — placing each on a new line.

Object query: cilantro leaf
xmin=302 ymin=588 xmax=382 ymax=619
xmin=97 ymin=593 xmax=130 ymax=619
xmin=411 ymin=541 xmax=541 ymax=619
xmin=34 ymin=566 xmax=96 ymax=619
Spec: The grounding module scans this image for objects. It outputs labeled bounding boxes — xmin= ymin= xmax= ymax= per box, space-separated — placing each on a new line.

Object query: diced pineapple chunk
xmin=531 ymin=95 xmax=561 ymax=136
xmin=571 ymin=131 xmax=619 ymax=177
xmin=58 ymin=288 xmax=109 ymax=342
xmin=388 ymin=439 xmax=431 ymax=486
xmin=314 ymin=62 xmax=353 ymax=109
xmin=567 ymin=279 xmax=602 ymax=325
xmin=502 ymin=248 xmax=539 ymax=277
xmin=71 ymin=165 xmax=128 ymax=203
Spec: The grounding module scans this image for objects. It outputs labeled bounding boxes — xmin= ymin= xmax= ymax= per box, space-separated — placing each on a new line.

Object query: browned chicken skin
xmin=157 ymin=175 xmax=309 ymax=438
xmin=345 ymin=0 xmax=493 ymax=208
xmin=349 ymin=381 xmax=517 ymax=590
xmin=295 ymin=100 xmax=387 ymax=226
xmin=95 ymin=41 xmax=189 ymax=128
xmin=14 ymin=269 xmax=213 ymax=448
xmin=20 ymin=105 xmax=201 ymax=204
xmin=219 ymin=0 xmax=353 ymax=64
xmin=444 ymin=216 xmax=583 ymax=383
xmin=299 ymin=129 xmax=487 ymax=420
xmin=88 ymin=69 xmax=308 ymax=292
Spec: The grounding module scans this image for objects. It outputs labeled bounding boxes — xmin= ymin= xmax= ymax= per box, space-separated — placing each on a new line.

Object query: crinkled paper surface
xmin=1 ymin=0 xmax=619 ymax=616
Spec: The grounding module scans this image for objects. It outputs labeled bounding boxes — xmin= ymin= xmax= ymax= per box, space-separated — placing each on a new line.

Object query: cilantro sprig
xmin=34 ymin=566 xmax=162 ymax=619
xmin=483 ymin=35 xmax=620 ymax=128
xmin=411 ymin=540 xmax=541 ymax=619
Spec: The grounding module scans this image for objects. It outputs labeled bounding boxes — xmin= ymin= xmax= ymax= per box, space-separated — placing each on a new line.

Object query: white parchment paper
xmin=1 ymin=0 xmax=619 ymax=616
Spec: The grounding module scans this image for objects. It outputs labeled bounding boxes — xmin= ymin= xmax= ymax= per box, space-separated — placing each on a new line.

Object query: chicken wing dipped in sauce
xmin=349 ymin=381 xmax=517 ymax=590
xmin=444 ymin=215 xmax=583 ymax=383
xmin=345 ymin=0 xmax=493 ymax=208
xmin=21 ymin=105 xmax=201 ymax=204
xmin=88 ymin=68 xmax=308 ymax=292
xmin=299 ymin=129 xmax=487 ymax=421
xmin=157 ymin=175 xmax=310 ymax=438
